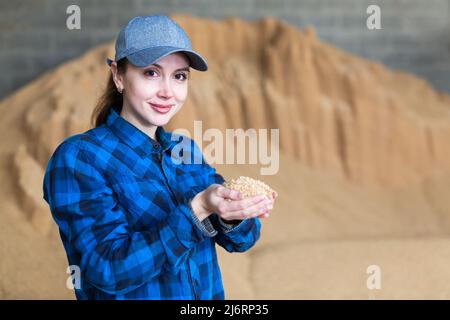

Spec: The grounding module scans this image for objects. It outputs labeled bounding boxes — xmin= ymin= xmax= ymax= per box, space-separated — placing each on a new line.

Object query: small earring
xmin=117 ymin=87 xmax=123 ymax=94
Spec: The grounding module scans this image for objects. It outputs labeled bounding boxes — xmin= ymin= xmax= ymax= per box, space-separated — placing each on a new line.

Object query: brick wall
xmin=1 ymin=0 xmax=449 ymax=99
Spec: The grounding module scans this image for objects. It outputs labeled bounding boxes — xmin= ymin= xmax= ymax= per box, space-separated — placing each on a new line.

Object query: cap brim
xmin=125 ymin=46 xmax=208 ymax=71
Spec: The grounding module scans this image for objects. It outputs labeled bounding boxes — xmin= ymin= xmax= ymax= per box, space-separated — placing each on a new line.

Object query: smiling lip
xmin=149 ymin=103 xmax=173 ymax=114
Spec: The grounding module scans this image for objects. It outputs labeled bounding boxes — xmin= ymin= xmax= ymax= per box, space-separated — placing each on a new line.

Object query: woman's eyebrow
xmin=151 ymin=63 xmax=190 ymax=72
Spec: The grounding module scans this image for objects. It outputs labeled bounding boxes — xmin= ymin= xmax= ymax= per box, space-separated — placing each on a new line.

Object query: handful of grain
xmin=223 ymin=176 xmax=276 ymax=200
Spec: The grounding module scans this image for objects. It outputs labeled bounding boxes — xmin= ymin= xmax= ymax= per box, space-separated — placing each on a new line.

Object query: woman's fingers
xmin=221 ymin=194 xmax=267 ymax=212
xmin=222 ymin=197 xmax=272 ymax=220
xmin=215 ymin=186 xmax=242 ymax=201
xmin=214 ymin=187 xmax=276 ymax=220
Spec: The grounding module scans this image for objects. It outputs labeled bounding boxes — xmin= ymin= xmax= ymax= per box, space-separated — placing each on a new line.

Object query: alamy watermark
xmin=66 ymin=265 xmax=81 ymax=290
xmin=366 ymin=264 xmax=382 ymax=300
xmin=66 ymin=5 xmax=81 ymax=30
xmin=170 ymin=121 xmax=280 ymax=175
xmin=366 ymin=5 xmax=382 ymax=30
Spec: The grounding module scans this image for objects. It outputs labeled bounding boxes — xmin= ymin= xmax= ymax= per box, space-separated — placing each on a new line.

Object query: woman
xmin=43 ymin=15 xmax=276 ymax=300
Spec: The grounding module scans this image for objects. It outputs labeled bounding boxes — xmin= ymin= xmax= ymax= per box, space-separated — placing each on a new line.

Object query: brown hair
xmin=91 ymin=58 xmax=128 ymax=128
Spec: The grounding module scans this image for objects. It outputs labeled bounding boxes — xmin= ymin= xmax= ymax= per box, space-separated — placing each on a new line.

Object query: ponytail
xmin=91 ymin=58 xmax=128 ymax=128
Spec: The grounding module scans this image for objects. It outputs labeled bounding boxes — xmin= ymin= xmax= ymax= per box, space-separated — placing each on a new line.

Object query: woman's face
xmin=112 ymin=52 xmax=190 ymax=132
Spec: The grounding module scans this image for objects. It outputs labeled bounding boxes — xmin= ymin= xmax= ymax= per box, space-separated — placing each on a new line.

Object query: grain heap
xmin=223 ymin=176 xmax=276 ymax=200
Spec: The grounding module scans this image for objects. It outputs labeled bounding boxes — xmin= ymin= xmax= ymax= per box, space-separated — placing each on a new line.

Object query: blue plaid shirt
xmin=43 ymin=104 xmax=261 ymax=300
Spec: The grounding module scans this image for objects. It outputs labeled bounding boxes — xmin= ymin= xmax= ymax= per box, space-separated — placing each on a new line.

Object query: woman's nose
xmin=157 ymin=79 xmax=174 ymax=99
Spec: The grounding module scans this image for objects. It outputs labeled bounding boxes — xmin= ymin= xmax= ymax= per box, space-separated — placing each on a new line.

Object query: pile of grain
xmin=223 ymin=176 xmax=276 ymax=200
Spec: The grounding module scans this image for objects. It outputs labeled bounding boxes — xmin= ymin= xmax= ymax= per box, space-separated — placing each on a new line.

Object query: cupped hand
xmin=191 ymin=184 xmax=277 ymax=222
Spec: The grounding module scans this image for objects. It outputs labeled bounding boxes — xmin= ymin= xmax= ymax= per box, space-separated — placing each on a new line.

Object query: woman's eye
xmin=144 ymin=70 xmax=158 ymax=77
xmin=175 ymin=73 xmax=188 ymax=81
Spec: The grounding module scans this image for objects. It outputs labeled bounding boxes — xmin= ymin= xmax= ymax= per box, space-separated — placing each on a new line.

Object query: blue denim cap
xmin=106 ymin=15 xmax=208 ymax=71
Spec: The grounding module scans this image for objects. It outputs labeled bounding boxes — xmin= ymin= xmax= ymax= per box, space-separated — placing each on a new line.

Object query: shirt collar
xmin=106 ymin=104 xmax=178 ymax=158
